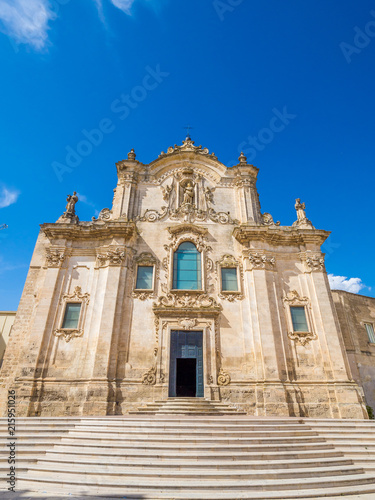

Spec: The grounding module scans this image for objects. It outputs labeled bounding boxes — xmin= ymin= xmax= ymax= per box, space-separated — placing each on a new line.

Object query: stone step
xmin=50 ymin=445 xmax=344 ymax=460
xmin=40 ymin=453 xmax=354 ymax=469
xmin=14 ymin=480 xmax=375 ymax=499
xmin=17 ymin=472 xmax=375 ymax=491
xmin=23 ymin=463 xmax=365 ymax=480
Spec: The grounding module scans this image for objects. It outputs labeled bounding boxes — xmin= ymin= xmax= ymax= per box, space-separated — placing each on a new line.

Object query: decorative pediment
xmin=158 ymin=137 xmax=218 ymax=160
xmin=282 ymin=290 xmax=317 ymax=346
xmin=165 ymin=224 xmax=210 ymax=253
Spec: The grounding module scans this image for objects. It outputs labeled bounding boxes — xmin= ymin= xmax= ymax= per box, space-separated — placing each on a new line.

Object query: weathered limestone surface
xmin=0 ymin=138 xmax=367 ymax=418
xmin=332 ymin=290 xmax=375 ymax=411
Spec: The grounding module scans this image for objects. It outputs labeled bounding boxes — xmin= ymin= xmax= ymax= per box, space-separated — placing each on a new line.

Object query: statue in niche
xmin=182 ymin=181 xmax=195 ymax=205
xmin=204 ymin=186 xmax=215 ymax=206
xmin=295 ymin=198 xmax=306 ymax=222
xmin=65 ymin=192 xmax=78 ymax=215
xmin=161 ymin=181 xmax=176 ymax=210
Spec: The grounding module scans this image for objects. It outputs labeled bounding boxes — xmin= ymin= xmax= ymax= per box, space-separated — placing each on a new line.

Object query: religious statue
xmin=162 ymin=184 xmax=172 ymax=203
xmin=295 ymin=198 xmax=306 ymax=222
xmin=182 ymin=182 xmax=194 ymax=205
xmin=65 ymin=192 xmax=78 ymax=216
xmin=292 ymin=198 xmax=314 ymax=229
xmin=204 ymin=186 xmax=215 ymax=205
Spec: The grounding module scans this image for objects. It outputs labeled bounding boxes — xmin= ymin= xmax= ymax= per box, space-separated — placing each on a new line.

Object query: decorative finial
xmin=292 ymin=198 xmax=314 ymax=229
xmin=183 ymin=125 xmax=193 ymax=141
xmin=238 ymin=152 xmax=247 ymax=164
xmin=127 ymin=148 xmax=136 ymax=160
xmin=57 ymin=191 xmax=79 ymax=224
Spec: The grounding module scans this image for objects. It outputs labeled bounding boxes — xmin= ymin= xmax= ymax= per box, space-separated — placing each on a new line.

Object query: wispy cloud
xmin=0 ymin=0 xmax=56 ymax=50
xmin=0 ymin=186 xmax=20 ymax=208
xmin=76 ymin=192 xmax=100 ymax=217
xmin=109 ymin=0 xmax=136 ymax=14
xmin=328 ymin=273 xmax=366 ymax=294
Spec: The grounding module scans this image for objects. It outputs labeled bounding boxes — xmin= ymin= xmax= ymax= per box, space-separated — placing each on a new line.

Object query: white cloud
xmin=109 ymin=0 xmax=136 ymax=14
xmin=0 ymin=0 xmax=56 ymax=50
xmin=328 ymin=273 xmax=366 ymax=294
xmin=0 ymin=187 xmax=20 ymax=208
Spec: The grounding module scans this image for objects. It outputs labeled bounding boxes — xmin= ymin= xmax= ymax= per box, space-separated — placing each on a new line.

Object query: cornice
xmin=233 ymin=224 xmax=330 ymax=246
xmin=41 ymin=221 xmax=136 ymax=241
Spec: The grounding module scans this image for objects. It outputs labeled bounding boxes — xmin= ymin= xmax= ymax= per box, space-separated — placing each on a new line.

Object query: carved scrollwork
xmin=154 ymin=293 xmax=220 ymax=310
xmin=53 ymin=328 xmax=83 ymax=343
xmin=62 ymin=286 xmax=90 ymax=304
xmin=132 ymin=291 xmax=155 ymax=300
xmin=243 ymin=251 xmax=275 ymax=271
xmin=97 ymin=247 xmax=126 ymax=267
xmin=261 ymin=212 xmax=280 ymax=226
xmin=217 ymin=367 xmax=231 ymax=386
xmin=159 ymin=137 xmax=218 ymax=159
xmin=45 ymin=249 xmax=65 ymax=268
xmin=303 ymin=253 xmax=325 ymax=273
xmin=92 ymin=207 xmax=113 ymax=222
xmin=287 ymin=330 xmax=317 ymax=346
xmin=142 ymin=366 xmax=156 ymax=385
xmin=216 ymin=254 xmax=244 ymax=301
xmin=178 ymin=317 xmax=197 ymax=330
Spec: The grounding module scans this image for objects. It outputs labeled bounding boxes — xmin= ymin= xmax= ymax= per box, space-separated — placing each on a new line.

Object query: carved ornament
xmin=217 ymin=367 xmax=231 ymax=386
xmin=261 ymin=212 xmax=280 ymax=226
xmin=282 ymin=290 xmax=317 ymax=346
xmin=178 ymin=318 xmax=197 ymax=330
xmin=53 ymin=286 xmax=89 ymax=343
xmin=303 ymin=253 xmax=325 ymax=273
xmin=154 ymin=293 xmax=220 ymax=310
xmin=217 ymin=254 xmax=244 ymax=301
xmin=45 ymin=249 xmax=65 ymax=268
xmin=142 ymin=366 xmax=156 ymax=385
xmin=97 ymin=247 xmax=126 ymax=267
xmin=243 ymin=251 xmax=276 ymax=271
xmin=158 ymin=137 xmax=218 ymax=160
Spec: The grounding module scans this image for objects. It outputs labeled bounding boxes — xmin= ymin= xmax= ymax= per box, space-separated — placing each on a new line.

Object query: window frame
xmin=134 ymin=264 xmax=155 ymax=292
xmin=289 ymin=305 xmax=309 ymax=333
xmin=217 ymin=254 xmax=243 ymax=299
xmin=364 ymin=322 xmax=375 ymax=344
xmin=54 ymin=286 xmax=90 ymax=342
xmin=171 ymin=241 xmax=203 ymax=292
xmin=282 ymin=290 xmax=317 ymax=346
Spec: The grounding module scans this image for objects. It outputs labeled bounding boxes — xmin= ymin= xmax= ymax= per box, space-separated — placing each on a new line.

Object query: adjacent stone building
xmin=0 ymin=312 xmax=15 ymax=368
xmin=0 ymin=137 xmax=368 ymax=418
xmin=332 ymin=290 xmax=375 ymax=412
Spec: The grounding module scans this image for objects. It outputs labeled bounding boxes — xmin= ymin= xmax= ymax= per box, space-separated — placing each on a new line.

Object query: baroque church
xmin=0 ymin=136 xmax=368 ymax=418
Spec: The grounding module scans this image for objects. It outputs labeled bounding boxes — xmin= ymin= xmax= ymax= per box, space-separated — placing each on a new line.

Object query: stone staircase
xmin=1 ymin=415 xmax=375 ymax=498
xmin=129 ymin=396 xmax=246 ymax=414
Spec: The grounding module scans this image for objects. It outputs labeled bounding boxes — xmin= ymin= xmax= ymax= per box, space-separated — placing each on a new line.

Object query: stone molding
xmin=41 ymin=221 xmax=136 ymax=241
xmin=53 ymin=286 xmax=90 ymax=343
xmin=132 ymin=252 xmax=158 ymax=300
xmin=283 ymin=290 xmax=317 ymax=346
xmin=216 ymin=254 xmax=244 ymax=301
xmin=233 ymin=225 xmax=330 ymax=246
xmin=142 ymin=366 xmax=156 ymax=385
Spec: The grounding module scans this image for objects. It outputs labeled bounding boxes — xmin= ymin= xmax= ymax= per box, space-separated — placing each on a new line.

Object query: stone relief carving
xmin=243 ymin=251 xmax=276 ymax=271
xmin=217 ymin=367 xmax=231 ymax=386
xmin=96 ymin=247 xmax=126 ymax=267
xmin=283 ymin=290 xmax=317 ymax=346
xmin=178 ymin=318 xmax=197 ymax=330
xmin=261 ymin=212 xmax=280 ymax=226
xmin=142 ymin=366 xmax=156 ymax=385
xmin=154 ymin=293 xmax=220 ymax=310
xmin=158 ymin=136 xmax=218 ymax=160
xmin=45 ymin=249 xmax=65 ymax=268
xmin=292 ymin=198 xmax=314 ymax=229
xmin=137 ymin=168 xmax=238 ymax=225
xmin=304 ymin=253 xmax=325 ymax=272
xmin=53 ymin=286 xmax=90 ymax=343
xmin=92 ymin=208 xmax=113 ymax=222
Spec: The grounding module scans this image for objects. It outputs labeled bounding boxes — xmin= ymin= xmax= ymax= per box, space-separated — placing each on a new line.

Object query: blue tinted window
xmin=290 ymin=306 xmax=308 ymax=332
xmin=62 ymin=303 xmax=81 ymax=329
xmin=136 ymin=266 xmax=153 ymax=289
xmin=221 ymin=268 xmax=238 ymax=291
xmin=173 ymin=242 xmax=201 ymax=290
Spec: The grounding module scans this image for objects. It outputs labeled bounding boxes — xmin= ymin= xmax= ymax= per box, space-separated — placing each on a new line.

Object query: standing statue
xmin=295 ymin=198 xmax=306 ymax=222
xmin=182 ymin=182 xmax=194 ymax=205
xmin=293 ymin=198 xmax=314 ymax=229
xmin=65 ymin=192 xmax=78 ymax=215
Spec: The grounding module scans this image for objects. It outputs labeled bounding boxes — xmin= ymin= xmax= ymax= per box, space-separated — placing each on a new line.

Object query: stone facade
xmin=0 ymin=137 xmax=368 ymax=418
xmin=0 ymin=312 xmax=15 ymax=367
xmin=332 ymin=290 xmax=375 ymax=412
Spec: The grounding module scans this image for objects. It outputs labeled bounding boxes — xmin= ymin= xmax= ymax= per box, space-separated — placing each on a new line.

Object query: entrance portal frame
xmin=153 ymin=314 xmax=220 ymax=400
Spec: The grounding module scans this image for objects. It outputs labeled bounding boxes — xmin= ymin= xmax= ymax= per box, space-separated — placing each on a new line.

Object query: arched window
xmin=172 ymin=241 xmax=202 ymax=290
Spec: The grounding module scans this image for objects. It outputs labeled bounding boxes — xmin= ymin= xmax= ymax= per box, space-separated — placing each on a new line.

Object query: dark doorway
xmin=176 ymin=358 xmax=196 ymax=397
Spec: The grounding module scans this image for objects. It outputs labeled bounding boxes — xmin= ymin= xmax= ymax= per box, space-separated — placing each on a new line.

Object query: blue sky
xmin=0 ymin=0 xmax=374 ymax=310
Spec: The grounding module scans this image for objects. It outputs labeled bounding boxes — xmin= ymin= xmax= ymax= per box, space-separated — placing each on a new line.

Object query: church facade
xmin=0 ymin=137 xmax=368 ymax=418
